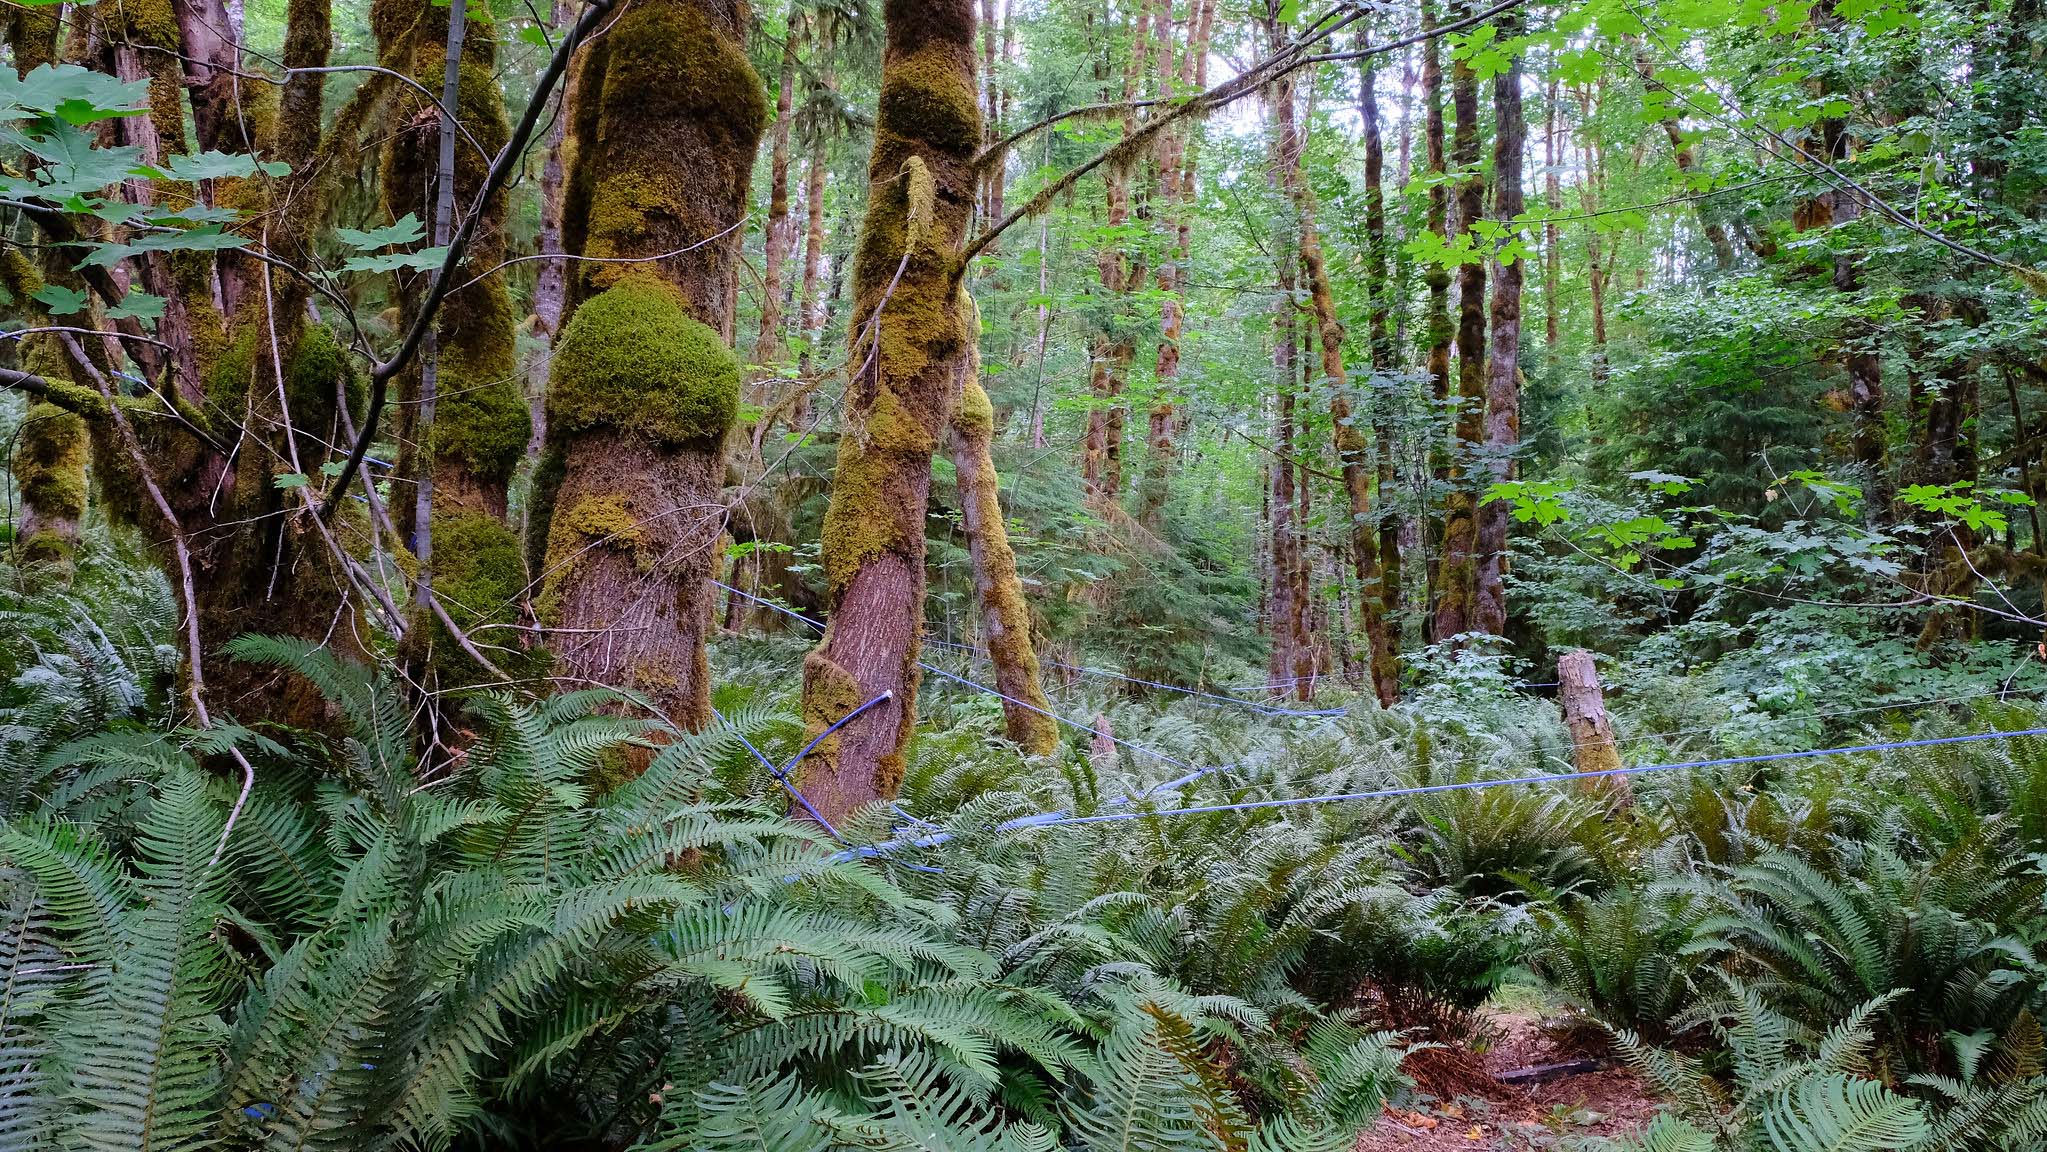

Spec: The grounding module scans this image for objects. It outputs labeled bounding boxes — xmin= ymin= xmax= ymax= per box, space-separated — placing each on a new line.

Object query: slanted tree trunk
xmin=537 ymin=0 xmax=765 ymax=734
xmin=1627 ymin=41 xmax=1735 ymax=272
xmin=754 ymin=18 xmax=801 ymax=375
xmin=1473 ymin=11 xmax=1525 ymax=637
xmin=797 ymin=0 xmax=981 ymax=827
xmin=1431 ymin=0 xmax=1490 ymax=643
xmin=950 ymin=292 xmax=1059 ymax=754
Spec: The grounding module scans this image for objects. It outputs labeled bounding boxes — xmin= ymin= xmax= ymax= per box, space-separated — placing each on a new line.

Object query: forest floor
xmin=1358 ymin=1003 xmax=1666 ymax=1151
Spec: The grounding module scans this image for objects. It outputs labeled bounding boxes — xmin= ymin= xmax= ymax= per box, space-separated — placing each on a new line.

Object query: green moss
xmin=536 ymin=493 xmax=646 ymax=623
xmin=547 ymin=278 xmax=739 ymax=447
xmin=821 ymin=388 xmax=935 ymax=594
xmin=434 ymin=274 xmax=528 ymax=484
xmin=14 ymin=402 xmax=89 ymax=519
xmin=876 ymin=43 xmax=981 ymax=161
xmin=204 ymin=327 xmax=259 ymax=417
xmin=112 ymin=0 xmax=180 ymax=50
xmin=433 ymin=510 xmax=525 ymax=627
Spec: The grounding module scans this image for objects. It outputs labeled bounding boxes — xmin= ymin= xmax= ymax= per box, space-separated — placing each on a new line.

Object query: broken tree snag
xmin=538 ymin=0 xmax=766 ymax=735
xmin=799 ymin=0 xmax=981 ymax=828
xmin=949 ymin=290 xmax=1059 ymax=755
xmin=1558 ymin=649 xmax=1627 ymax=804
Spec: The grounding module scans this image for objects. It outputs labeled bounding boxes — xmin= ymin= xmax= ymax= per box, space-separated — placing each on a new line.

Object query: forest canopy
xmin=4 ymin=0 xmax=2047 ymax=1146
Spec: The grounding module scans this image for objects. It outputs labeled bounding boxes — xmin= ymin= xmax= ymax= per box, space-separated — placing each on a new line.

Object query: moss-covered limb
xmin=798 ymin=0 xmax=981 ymax=826
xmin=948 ymin=294 xmax=1058 ymax=755
xmin=3 ymin=3 xmax=59 ymax=71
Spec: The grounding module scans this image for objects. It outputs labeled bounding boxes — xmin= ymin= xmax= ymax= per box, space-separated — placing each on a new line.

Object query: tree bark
xmin=1081 ymin=0 xmax=1152 ymax=508
xmin=1136 ymin=0 xmax=1193 ymax=530
xmin=1473 ymin=10 xmax=1525 ymax=637
xmin=1358 ymin=24 xmax=1403 ymax=702
xmin=538 ymin=0 xmax=765 ymax=734
xmin=1558 ymin=648 xmax=1627 ymax=803
xmin=377 ymin=0 xmax=531 ymax=686
xmin=1431 ymin=0 xmax=1489 ymax=643
xmin=798 ymin=0 xmax=981 ymax=827
xmin=753 ymin=17 xmax=802 ymax=375
xmin=1420 ymin=0 xmax=1453 ymax=628
xmin=950 ymin=292 xmax=1059 ymax=754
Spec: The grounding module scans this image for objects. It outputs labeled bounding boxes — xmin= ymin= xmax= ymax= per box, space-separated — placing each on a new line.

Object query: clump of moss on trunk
xmin=547 ymin=277 xmax=740 ymax=447
xmin=428 ymin=509 xmax=530 ymax=677
xmin=535 ymin=493 xmax=648 ymax=624
xmin=10 ymin=401 xmax=90 ymax=568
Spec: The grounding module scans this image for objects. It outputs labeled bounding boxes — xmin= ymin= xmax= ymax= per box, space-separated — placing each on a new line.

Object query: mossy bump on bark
xmin=547 ymin=278 xmax=740 ymax=448
xmin=10 ymin=401 xmax=90 ymax=567
xmin=535 ymin=493 xmax=647 ymax=625
xmin=432 ymin=273 xmax=528 ymax=485
xmin=428 ymin=509 xmax=530 ymax=676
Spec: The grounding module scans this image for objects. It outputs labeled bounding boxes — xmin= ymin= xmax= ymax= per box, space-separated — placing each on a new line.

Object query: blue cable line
xmin=710 ymin=704 xmax=847 ymax=843
xmin=716 ymin=581 xmax=1341 ymax=718
xmin=831 ymin=725 xmax=2047 ymax=860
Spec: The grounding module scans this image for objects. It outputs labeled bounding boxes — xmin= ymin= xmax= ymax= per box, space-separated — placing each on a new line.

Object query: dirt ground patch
xmin=1357 ymin=1013 xmax=1666 ymax=1151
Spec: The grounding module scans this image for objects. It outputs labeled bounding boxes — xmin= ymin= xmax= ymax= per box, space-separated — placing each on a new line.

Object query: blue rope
xmin=710 ymin=704 xmax=847 ymax=843
xmin=716 ymin=581 xmax=1341 ymax=718
xmin=831 ymin=725 xmax=2047 ymax=860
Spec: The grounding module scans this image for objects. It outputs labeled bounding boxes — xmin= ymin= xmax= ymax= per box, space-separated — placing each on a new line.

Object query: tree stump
xmin=1557 ymin=649 xmax=1628 ymax=805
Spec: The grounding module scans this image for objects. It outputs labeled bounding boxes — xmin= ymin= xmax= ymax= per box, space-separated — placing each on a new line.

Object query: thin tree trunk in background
xmin=1580 ymin=85 xmax=1608 ymax=387
xmin=539 ymin=0 xmax=765 ymax=735
xmin=1367 ymin=22 xmax=1400 ymax=703
xmin=951 ymin=293 xmax=1059 ymax=754
xmin=1082 ymin=0 xmax=1151 ymax=508
xmin=1137 ymin=0 xmax=1193 ymax=530
xmin=1420 ymin=0 xmax=1453 ymax=633
xmin=1265 ymin=4 xmax=1309 ymax=699
xmin=793 ymin=35 xmax=835 ymax=430
xmin=1543 ymin=72 xmax=1560 ymax=363
xmin=1628 ymin=41 xmax=1735 ymax=272
xmin=753 ymin=18 xmax=802 ymax=375
xmin=1029 ymin=210 xmax=1052 ymax=448
xmin=1473 ymin=11 xmax=1525 ymax=637
xmin=800 ymin=0 xmax=981 ymax=827
xmin=1431 ymin=0 xmax=1489 ymax=644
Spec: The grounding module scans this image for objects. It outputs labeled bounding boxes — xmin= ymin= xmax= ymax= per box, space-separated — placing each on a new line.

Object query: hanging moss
xmin=547 ymin=278 xmax=739 ymax=447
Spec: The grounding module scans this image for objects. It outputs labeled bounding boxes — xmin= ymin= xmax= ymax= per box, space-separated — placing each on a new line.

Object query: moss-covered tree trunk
xmin=797 ymin=0 xmax=981 ymax=827
xmin=950 ymin=292 xmax=1058 ymax=755
xmin=537 ymin=0 xmax=765 ymax=734
xmin=1430 ymin=0 xmax=1490 ymax=644
xmin=1359 ymin=26 xmax=1402 ymax=702
xmin=1473 ymin=14 xmax=1525 ymax=638
xmin=1297 ymin=186 xmax=1397 ymax=708
xmin=1 ymin=254 xmax=90 ymax=575
xmin=375 ymin=0 xmax=531 ymax=686
xmin=1419 ymin=0 xmax=1453 ymax=632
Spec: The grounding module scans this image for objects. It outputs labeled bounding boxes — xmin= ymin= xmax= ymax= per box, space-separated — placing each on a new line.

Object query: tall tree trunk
xmin=1136 ymin=0 xmax=1192 ymax=530
xmin=1431 ymin=0 xmax=1489 ymax=643
xmin=792 ymin=36 xmax=836 ymax=430
xmin=1543 ymin=73 xmax=1560 ymax=363
xmin=754 ymin=18 xmax=801 ymax=375
xmin=1264 ymin=5 xmax=1309 ymax=698
xmin=528 ymin=0 xmax=570 ymax=470
xmin=1357 ymin=24 xmax=1402 ymax=703
xmin=538 ymin=0 xmax=765 ymax=734
xmin=1580 ymin=85 xmax=1609 ymax=386
xmin=798 ymin=0 xmax=981 ymax=826
xmin=950 ymin=292 xmax=1059 ymax=754
xmin=1473 ymin=12 xmax=1525 ymax=636
xmin=1420 ymin=0 xmax=1453 ymax=631
xmin=1081 ymin=0 xmax=1151 ymax=508
xmin=377 ymin=0 xmax=531 ymax=686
